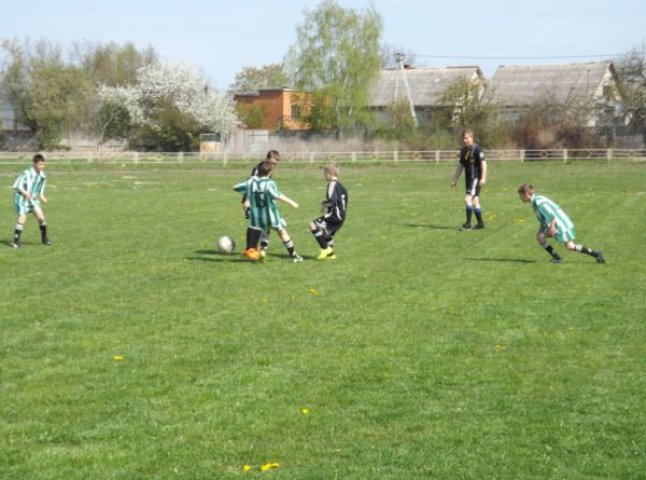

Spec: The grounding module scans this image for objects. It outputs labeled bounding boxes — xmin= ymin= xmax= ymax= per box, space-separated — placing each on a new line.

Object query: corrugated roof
xmin=485 ymin=61 xmax=614 ymax=106
xmin=368 ymin=66 xmax=483 ymax=107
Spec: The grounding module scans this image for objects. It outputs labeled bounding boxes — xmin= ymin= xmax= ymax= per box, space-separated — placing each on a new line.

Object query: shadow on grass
xmin=403 ymin=223 xmax=457 ymax=230
xmin=191 ymin=249 xmax=315 ymax=263
xmin=466 ymin=257 xmax=538 ymax=263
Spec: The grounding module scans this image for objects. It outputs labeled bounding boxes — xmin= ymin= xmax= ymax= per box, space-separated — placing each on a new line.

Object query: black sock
xmin=13 ymin=224 xmax=23 ymax=242
xmin=312 ymin=227 xmax=328 ymax=248
xmin=575 ymin=244 xmax=598 ymax=257
xmin=465 ymin=206 xmax=473 ymax=225
xmin=542 ymin=241 xmax=561 ymax=259
xmin=283 ymin=239 xmax=296 ymax=257
xmin=246 ymin=227 xmax=262 ymax=250
xmin=474 ymin=208 xmax=484 ymax=225
xmin=39 ymin=223 xmax=47 ymax=240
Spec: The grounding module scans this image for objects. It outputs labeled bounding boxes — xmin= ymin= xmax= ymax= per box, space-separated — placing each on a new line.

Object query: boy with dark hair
xmin=242 ymin=150 xmax=280 ymax=253
xmin=234 ymin=161 xmax=303 ymax=262
xmin=309 ymin=163 xmax=348 ymax=260
xmin=11 ymin=153 xmax=53 ymax=248
xmin=518 ymin=183 xmax=605 ymax=264
xmin=451 ymin=129 xmax=487 ymax=230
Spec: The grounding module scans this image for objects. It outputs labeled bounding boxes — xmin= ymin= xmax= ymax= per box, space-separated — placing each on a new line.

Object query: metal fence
xmin=0 ymin=149 xmax=645 ymax=165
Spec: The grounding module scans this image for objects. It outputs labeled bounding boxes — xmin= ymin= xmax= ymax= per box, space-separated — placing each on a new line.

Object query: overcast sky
xmin=2 ymin=0 xmax=644 ymax=90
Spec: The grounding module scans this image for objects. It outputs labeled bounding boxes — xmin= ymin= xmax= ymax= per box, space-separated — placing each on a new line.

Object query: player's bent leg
xmin=277 ymin=229 xmax=302 ymax=262
xmin=537 ymin=231 xmax=562 ymax=262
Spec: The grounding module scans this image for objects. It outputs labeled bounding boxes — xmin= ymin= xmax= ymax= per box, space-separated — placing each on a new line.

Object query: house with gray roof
xmin=367 ymin=66 xmax=485 ymax=126
xmin=485 ymin=61 xmax=627 ymax=128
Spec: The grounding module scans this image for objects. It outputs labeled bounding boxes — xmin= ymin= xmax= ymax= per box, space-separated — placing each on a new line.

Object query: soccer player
xmin=11 ymin=153 xmax=53 ymax=248
xmin=309 ymin=163 xmax=348 ymax=260
xmin=518 ymin=183 xmax=605 ymax=264
xmin=242 ymin=150 xmax=280 ymax=253
xmin=451 ymin=129 xmax=487 ymax=230
xmin=233 ymin=161 xmax=303 ymax=262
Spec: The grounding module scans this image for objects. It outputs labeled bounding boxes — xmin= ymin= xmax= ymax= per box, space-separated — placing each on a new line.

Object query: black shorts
xmin=313 ymin=217 xmax=343 ymax=237
xmin=465 ymin=177 xmax=481 ymax=197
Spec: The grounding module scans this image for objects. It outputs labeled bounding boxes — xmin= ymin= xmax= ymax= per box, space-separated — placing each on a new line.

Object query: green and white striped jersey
xmin=234 ymin=176 xmax=286 ymax=231
xmin=13 ymin=166 xmax=46 ymax=202
xmin=531 ymin=194 xmax=574 ymax=231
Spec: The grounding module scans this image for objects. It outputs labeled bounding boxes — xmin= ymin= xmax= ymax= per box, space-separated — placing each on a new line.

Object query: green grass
xmin=1 ymin=160 xmax=645 ymax=479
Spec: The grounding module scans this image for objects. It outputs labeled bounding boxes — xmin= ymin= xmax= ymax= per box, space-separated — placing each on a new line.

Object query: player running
xmin=518 ymin=183 xmax=605 ymax=264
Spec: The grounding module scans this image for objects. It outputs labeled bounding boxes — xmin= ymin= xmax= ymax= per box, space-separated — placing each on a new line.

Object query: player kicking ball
xmin=518 ymin=183 xmax=605 ymax=264
xmin=233 ymin=161 xmax=302 ymax=263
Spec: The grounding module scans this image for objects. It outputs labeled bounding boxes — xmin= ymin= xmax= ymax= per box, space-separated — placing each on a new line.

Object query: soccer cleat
xmin=473 ymin=223 xmax=485 ymax=230
xmin=10 ymin=241 xmax=21 ymax=248
xmin=243 ymin=248 xmax=261 ymax=260
xmin=549 ymin=257 xmax=563 ymax=264
xmin=596 ymin=252 xmax=606 ymax=264
xmin=316 ymin=247 xmax=335 ymax=260
xmin=459 ymin=223 xmax=472 ymax=231
xmin=292 ymin=253 xmax=303 ymax=263
xmin=42 ymin=237 xmax=53 ymax=246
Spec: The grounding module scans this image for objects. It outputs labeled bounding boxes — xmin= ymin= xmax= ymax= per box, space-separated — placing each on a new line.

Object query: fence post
xmin=309 ymin=152 xmax=314 ymax=165
xmin=394 ymin=150 xmax=398 ymax=163
xmin=520 ymin=149 xmax=525 ymax=163
xmin=134 ymin=152 xmax=139 ymax=164
xmin=607 ymin=148 xmax=612 ymax=162
xmin=351 ymin=151 xmax=356 ymax=163
xmin=223 ymin=150 xmax=228 ymax=166
xmin=435 ymin=151 xmax=439 ymax=163
xmin=178 ymin=151 xmax=184 ymax=163
xmin=563 ymin=149 xmax=568 ymax=163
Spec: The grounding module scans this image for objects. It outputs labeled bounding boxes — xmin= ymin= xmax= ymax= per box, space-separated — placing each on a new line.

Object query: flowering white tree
xmin=98 ymin=62 xmax=238 ymax=149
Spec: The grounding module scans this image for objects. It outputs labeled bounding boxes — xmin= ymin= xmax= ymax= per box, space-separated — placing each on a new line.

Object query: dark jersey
xmin=459 ymin=144 xmax=485 ymax=180
xmin=322 ymin=180 xmax=348 ymax=224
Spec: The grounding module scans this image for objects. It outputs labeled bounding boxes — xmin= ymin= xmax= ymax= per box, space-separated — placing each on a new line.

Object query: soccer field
xmin=1 ymin=161 xmax=645 ymax=479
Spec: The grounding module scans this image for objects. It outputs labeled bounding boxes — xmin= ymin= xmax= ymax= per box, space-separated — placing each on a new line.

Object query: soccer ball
xmin=218 ymin=235 xmax=235 ymax=253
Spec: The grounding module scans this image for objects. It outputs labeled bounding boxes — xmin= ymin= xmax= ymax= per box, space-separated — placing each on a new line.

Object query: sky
xmin=2 ymin=0 xmax=645 ymax=90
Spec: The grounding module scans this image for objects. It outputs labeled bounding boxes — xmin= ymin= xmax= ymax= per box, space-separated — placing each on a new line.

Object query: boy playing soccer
xmin=518 ymin=183 xmax=605 ymax=264
xmin=11 ymin=153 xmax=53 ymax=248
xmin=242 ymin=150 xmax=280 ymax=254
xmin=233 ymin=161 xmax=303 ymax=262
xmin=309 ymin=163 xmax=348 ymax=260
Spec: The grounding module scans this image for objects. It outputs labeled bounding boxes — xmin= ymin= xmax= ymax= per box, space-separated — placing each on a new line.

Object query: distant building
xmin=1 ymin=98 xmax=28 ymax=132
xmin=234 ymin=88 xmax=311 ymax=132
xmin=485 ymin=61 xmax=627 ymax=127
xmin=367 ymin=66 xmax=485 ymax=126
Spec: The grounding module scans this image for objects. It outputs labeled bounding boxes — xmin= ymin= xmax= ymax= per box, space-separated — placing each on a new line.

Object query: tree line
xmin=2 ymin=0 xmax=645 ymax=151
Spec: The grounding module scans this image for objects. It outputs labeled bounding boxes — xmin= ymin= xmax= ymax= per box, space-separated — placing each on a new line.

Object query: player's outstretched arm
xmin=277 ymin=194 xmax=298 ymax=209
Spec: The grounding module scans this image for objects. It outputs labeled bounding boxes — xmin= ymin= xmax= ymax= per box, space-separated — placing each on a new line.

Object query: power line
xmin=413 ymin=53 xmax=626 ymax=61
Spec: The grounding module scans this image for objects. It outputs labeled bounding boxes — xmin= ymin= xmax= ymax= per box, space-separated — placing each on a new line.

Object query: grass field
xmin=1 ymin=160 xmax=644 ymax=479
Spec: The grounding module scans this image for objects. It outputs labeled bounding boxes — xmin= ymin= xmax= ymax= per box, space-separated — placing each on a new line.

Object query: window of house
xmin=291 ymin=104 xmax=300 ymax=120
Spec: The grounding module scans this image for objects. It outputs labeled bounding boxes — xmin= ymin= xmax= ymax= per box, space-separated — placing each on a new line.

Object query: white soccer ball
xmin=218 ymin=235 xmax=235 ymax=253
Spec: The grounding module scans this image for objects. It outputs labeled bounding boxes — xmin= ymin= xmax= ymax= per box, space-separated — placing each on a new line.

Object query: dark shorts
xmin=313 ymin=217 xmax=343 ymax=237
xmin=465 ymin=177 xmax=481 ymax=197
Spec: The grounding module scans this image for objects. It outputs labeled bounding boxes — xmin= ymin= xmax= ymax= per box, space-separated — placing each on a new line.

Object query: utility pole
xmin=395 ymin=52 xmax=418 ymax=127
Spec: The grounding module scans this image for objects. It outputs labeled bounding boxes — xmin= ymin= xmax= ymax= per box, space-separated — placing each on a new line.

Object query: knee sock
xmin=245 ymin=227 xmax=262 ymax=250
xmin=13 ymin=224 xmax=23 ymax=242
xmin=474 ymin=208 xmax=484 ymax=225
xmin=39 ymin=222 xmax=47 ymax=240
xmin=311 ymin=227 xmax=329 ymax=248
xmin=542 ymin=240 xmax=561 ymax=259
xmin=574 ymin=244 xmax=600 ymax=258
xmin=465 ymin=206 xmax=473 ymax=225
xmin=283 ymin=239 xmax=296 ymax=257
